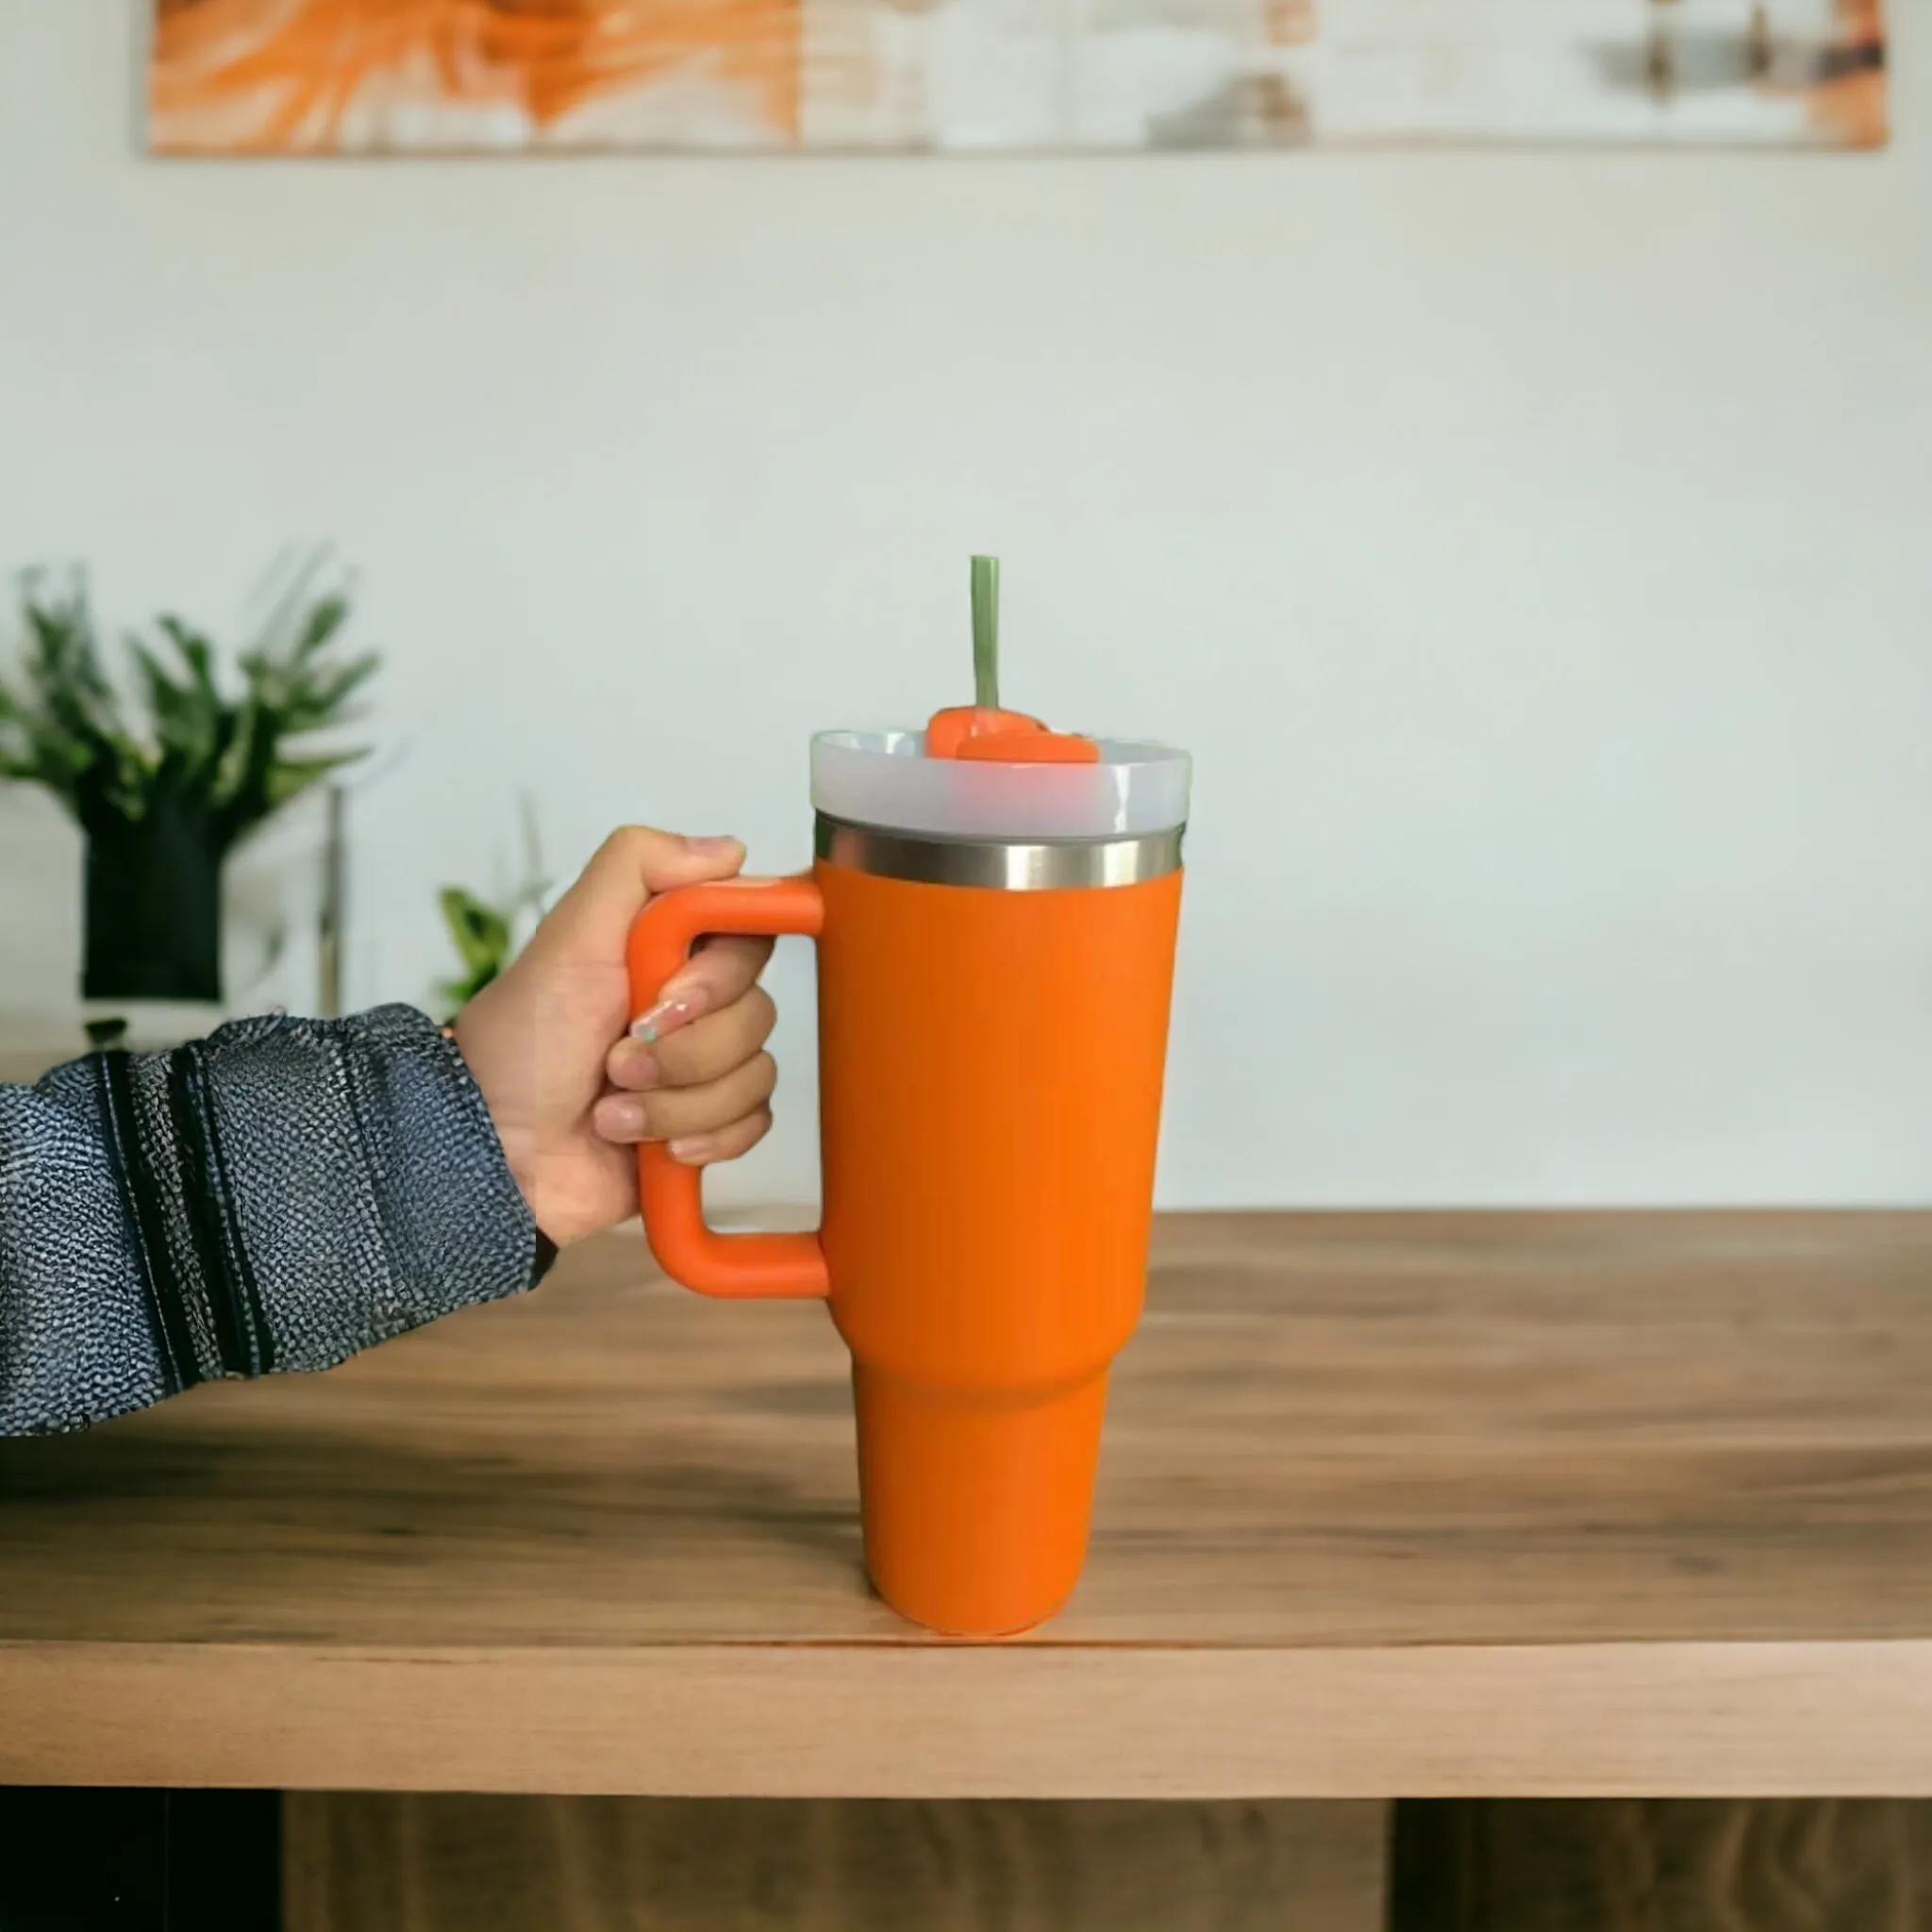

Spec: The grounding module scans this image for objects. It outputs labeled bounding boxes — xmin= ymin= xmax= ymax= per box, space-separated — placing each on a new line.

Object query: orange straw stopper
xmin=925 ymin=559 xmax=1099 ymax=765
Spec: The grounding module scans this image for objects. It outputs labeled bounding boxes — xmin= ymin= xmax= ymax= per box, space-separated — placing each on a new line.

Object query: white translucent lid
xmin=811 ymin=730 xmax=1191 ymax=841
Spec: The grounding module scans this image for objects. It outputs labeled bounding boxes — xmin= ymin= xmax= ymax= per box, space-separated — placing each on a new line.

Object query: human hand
xmin=454 ymin=827 xmax=777 ymax=1248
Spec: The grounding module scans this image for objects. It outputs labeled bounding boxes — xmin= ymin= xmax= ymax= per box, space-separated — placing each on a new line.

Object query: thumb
xmin=527 ymin=825 xmax=744 ymax=967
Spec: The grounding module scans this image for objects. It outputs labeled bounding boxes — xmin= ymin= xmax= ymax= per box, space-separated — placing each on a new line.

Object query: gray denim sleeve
xmin=0 ymin=1004 xmax=539 ymax=1436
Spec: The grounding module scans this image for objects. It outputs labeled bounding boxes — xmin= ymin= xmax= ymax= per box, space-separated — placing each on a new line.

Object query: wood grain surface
xmin=5 ymin=1213 xmax=1931 ymax=1794
xmin=284 ymin=1794 xmax=1386 ymax=1932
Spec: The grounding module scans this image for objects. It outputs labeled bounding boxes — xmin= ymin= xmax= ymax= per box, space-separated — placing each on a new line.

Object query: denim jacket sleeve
xmin=0 ymin=1004 xmax=541 ymax=1436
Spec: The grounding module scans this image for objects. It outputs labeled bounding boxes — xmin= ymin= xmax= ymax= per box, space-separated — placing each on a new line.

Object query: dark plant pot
xmin=82 ymin=797 xmax=225 ymax=1004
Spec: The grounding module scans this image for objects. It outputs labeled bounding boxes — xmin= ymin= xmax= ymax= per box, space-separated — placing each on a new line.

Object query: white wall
xmin=2 ymin=0 xmax=1928 ymax=1206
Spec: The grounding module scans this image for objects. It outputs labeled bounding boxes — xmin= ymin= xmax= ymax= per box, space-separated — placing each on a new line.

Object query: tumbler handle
xmin=624 ymin=875 xmax=829 ymax=1299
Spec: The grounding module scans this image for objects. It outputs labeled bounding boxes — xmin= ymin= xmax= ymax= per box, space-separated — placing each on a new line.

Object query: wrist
xmin=441 ymin=1015 xmax=561 ymax=1278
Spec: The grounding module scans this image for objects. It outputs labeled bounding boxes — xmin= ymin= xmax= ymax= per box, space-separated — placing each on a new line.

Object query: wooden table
xmin=5 ymin=1213 xmax=1930 ymax=1926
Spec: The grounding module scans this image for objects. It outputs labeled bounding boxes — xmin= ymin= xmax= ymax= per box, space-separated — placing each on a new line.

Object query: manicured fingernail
xmin=609 ymin=1099 xmax=648 ymax=1136
xmin=630 ymin=988 xmax=704 ymax=1044
xmin=668 ymin=1135 xmax=713 ymax=1164
xmin=625 ymin=1051 xmax=659 ymax=1090
xmin=685 ymin=835 xmax=740 ymax=857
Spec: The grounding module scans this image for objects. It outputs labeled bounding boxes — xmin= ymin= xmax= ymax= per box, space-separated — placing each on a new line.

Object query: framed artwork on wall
xmin=148 ymin=0 xmax=1886 ymax=155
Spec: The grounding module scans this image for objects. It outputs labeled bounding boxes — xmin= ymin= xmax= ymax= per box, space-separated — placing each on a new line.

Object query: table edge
xmin=8 ymin=1638 xmax=1932 ymax=1797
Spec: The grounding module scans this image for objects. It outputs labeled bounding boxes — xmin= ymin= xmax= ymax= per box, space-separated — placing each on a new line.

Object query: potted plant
xmin=0 ymin=561 xmax=378 ymax=1007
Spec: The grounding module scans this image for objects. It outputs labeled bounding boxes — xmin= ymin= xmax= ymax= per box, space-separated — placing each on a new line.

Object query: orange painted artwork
xmin=148 ymin=0 xmax=1887 ymax=154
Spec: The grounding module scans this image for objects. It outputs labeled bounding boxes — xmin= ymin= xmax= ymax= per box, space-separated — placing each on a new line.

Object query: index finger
xmin=630 ymin=933 xmax=774 ymax=1043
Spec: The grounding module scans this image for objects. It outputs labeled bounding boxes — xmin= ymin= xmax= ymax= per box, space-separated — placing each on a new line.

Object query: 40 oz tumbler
xmin=627 ymin=714 xmax=1191 ymax=1637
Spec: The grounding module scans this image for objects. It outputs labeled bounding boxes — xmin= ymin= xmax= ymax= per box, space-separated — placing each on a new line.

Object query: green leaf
xmin=130 ymin=637 xmax=215 ymax=775
xmin=249 ymin=547 xmax=333 ymax=661
xmin=439 ymin=887 xmax=512 ymax=979
xmin=281 ymin=650 xmax=380 ymax=734
xmin=431 ymin=804 xmax=552 ymax=1015
xmin=291 ymin=591 xmax=349 ymax=662
xmin=261 ymin=747 xmax=366 ymax=812
xmin=23 ymin=588 xmax=126 ymax=758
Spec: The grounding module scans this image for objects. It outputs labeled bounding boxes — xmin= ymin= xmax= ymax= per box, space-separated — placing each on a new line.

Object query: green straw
xmin=971 ymin=555 xmax=1000 ymax=710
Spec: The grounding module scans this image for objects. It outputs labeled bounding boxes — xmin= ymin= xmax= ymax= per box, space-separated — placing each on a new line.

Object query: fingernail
xmin=630 ymin=987 xmax=705 ymax=1044
xmin=625 ymin=1052 xmax=659 ymax=1090
xmin=668 ymin=1135 xmax=712 ymax=1164
xmin=685 ymin=835 xmax=740 ymax=857
xmin=610 ymin=1099 xmax=648 ymax=1136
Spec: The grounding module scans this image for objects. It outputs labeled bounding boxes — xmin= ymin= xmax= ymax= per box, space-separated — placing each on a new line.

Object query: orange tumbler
xmin=626 ymin=724 xmax=1191 ymax=1637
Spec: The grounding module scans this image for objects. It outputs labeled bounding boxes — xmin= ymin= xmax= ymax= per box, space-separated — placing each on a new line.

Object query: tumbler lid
xmin=811 ymin=730 xmax=1191 ymax=841
xmin=810 ymin=555 xmax=1191 ymax=841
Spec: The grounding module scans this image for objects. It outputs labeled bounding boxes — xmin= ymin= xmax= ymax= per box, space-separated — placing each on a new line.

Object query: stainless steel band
xmin=814 ymin=815 xmax=1185 ymax=891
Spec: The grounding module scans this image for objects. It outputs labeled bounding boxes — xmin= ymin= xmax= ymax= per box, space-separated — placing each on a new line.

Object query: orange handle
xmin=625 ymin=875 xmax=829 ymax=1299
